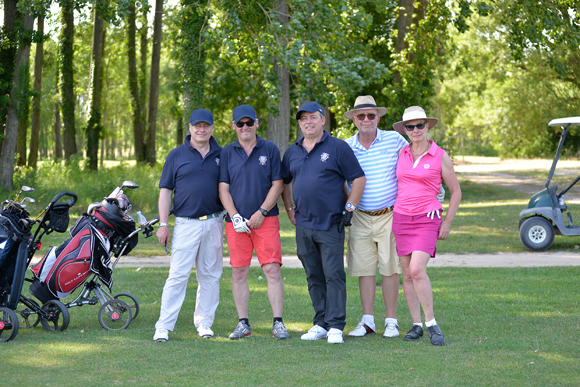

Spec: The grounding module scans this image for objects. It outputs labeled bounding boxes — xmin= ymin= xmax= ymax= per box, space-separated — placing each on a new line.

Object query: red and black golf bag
xmin=29 ymin=197 xmax=138 ymax=303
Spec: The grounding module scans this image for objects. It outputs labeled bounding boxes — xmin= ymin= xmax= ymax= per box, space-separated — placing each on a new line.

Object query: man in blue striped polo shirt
xmin=343 ymin=96 xmax=408 ymax=339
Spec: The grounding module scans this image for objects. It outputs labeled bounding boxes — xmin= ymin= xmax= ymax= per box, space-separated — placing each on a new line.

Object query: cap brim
xmin=190 ymin=119 xmax=213 ymax=126
xmin=393 ymin=118 xmax=438 ymax=134
xmin=344 ymin=107 xmax=388 ymax=120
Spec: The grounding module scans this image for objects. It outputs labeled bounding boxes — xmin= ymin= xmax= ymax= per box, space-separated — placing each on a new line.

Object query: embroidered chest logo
xmin=258 ymin=156 xmax=268 ymax=166
xmin=424 ymin=163 xmax=430 ymax=169
xmin=215 ymin=158 xmax=220 ymax=166
xmin=320 ymin=152 xmax=330 ymax=162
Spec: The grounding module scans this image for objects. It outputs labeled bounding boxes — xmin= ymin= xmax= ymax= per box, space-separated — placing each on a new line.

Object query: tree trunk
xmin=0 ymin=13 xmax=34 ymax=190
xmin=181 ymin=0 xmax=208 ymax=133
xmin=266 ymin=1 xmax=291 ymax=157
xmin=0 ymin=0 xmax=19 ymax=140
xmin=146 ymin=0 xmax=164 ymax=166
xmin=127 ymin=0 xmax=146 ymax=163
xmin=60 ymin=0 xmax=77 ymax=160
xmin=86 ymin=1 xmax=106 ymax=171
xmin=54 ymin=100 xmax=62 ymax=160
xmin=28 ymin=16 xmax=44 ymax=169
xmin=15 ymin=67 xmax=30 ymax=167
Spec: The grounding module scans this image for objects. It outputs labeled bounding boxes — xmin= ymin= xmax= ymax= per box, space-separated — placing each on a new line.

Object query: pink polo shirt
xmin=394 ymin=140 xmax=445 ymax=215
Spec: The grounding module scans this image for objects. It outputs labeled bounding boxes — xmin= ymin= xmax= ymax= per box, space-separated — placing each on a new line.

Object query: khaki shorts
xmin=347 ymin=210 xmax=401 ymax=277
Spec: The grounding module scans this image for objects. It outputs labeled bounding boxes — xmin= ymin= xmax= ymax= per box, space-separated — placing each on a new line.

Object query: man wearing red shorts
xmin=219 ymin=104 xmax=288 ymax=340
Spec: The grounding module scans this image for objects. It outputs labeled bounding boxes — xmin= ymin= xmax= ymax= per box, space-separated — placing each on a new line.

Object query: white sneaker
xmin=198 ymin=325 xmax=214 ymax=338
xmin=327 ymin=328 xmax=344 ymax=344
xmin=383 ymin=319 xmax=400 ymax=338
xmin=348 ymin=319 xmax=376 ymax=337
xmin=301 ymin=325 xmax=328 ymax=341
xmin=153 ymin=328 xmax=169 ymax=342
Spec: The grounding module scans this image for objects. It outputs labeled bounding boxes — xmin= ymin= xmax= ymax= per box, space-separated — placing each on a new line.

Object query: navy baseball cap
xmin=190 ymin=109 xmax=214 ymax=126
xmin=295 ymin=101 xmax=324 ymax=120
xmin=232 ymin=105 xmax=257 ymax=124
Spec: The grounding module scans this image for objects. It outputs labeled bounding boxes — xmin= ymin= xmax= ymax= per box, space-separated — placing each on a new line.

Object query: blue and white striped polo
xmin=345 ymin=129 xmax=408 ymax=211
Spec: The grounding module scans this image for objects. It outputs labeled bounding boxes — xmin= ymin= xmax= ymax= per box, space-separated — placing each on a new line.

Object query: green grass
xmin=2 ymin=266 xmax=579 ymax=386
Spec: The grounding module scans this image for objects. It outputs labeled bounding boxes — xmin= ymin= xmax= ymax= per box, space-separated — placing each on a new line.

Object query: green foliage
xmin=10 ymin=159 xmax=163 ymax=215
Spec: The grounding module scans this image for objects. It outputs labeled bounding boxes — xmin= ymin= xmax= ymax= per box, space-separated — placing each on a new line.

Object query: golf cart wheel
xmin=0 ymin=307 xmax=19 ymax=342
xmin=40 ymin=300 xmax=70 ymax=332
xmin=16 ymin=307 xmax=40 ymax=329
xmin=519 ymin=216 xmax=555 ymax=251
xmin=113 ymin=292 xmax=140 ymax=320
xmin=98 ymin=299 xmax=132 ymax=331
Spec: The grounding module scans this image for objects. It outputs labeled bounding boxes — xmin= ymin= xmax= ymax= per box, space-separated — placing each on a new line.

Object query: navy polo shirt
xmin=159 ymin=135 xmax=223 ymax=218
xmin=220 ymin=135 xmax=283 ymax=221
xmin=282 ymin=131 xmax=365 ymax=231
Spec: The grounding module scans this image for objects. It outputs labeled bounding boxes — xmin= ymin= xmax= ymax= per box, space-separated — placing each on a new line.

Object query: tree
xmin=266 ymin=0 xmax=290 ymax=155
xmin=29 ymin=16 xmax=45 ymax=169
xmin=180 ymin=0 xmax=209 ymax=134
xmin=0 ymin=0 xmax=18 ymax=140
xmin=60 ymin=0 xmax=78 ymax=160
xmin=126 ymin=0 xmax=147 ymax=163
xmin=0 ymin=9 xmax=34 ymax=190
xmin=85 ymin=0 xmax=107 ymax=171
xmin=146 ymin=0 xmax=164 ymax=166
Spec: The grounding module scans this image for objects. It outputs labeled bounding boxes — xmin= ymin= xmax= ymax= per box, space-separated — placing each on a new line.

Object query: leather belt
xmin=187 ymin=212 xmax=222 ymax=221
xmin=357 ymin=206 xmax=394 ymax=216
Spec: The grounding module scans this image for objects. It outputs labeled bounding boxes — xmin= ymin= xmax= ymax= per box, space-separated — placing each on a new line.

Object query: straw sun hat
xmin=392 ymin=106 xmax=438 ymax=134
xmin=344 ymin=95 xmax=388 ymax=120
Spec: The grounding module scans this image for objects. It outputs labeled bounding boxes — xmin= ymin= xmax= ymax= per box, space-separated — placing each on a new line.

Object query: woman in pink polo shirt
xmin=392 ymin=106 xmax=461 ymax=346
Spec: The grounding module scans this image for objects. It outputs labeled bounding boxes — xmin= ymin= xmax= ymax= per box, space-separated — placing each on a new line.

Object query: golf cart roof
xmin=548 ymin=117 xmax=580 ymax=126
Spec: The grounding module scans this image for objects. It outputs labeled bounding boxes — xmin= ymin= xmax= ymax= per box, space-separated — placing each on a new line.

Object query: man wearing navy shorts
xmin=282 ymin=102 xmax=366 ymax=344
xmin=219 ymin=104 xmax=288 ymax=340
xmin=154 ymin=109 xmax=224 ymax=342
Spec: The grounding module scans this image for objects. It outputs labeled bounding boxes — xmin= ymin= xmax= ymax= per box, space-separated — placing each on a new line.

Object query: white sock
xmin=362 ymin=314 xmax=374 ymax=326
xmin=384 ymin=318 xmax=398 ymax=326
xmin=425 ymin=318 xmax=437 ymax=327
xmin=413 ymin=322 xmax=423 ymax=328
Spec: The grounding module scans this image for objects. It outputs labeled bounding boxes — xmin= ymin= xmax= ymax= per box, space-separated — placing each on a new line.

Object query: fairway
xmin=2 ymin=266 xmax=579 ymax=386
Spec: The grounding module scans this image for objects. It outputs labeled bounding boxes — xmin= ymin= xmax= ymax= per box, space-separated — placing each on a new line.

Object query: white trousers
xmin=155 ymin=216 xmax=223 ymax=331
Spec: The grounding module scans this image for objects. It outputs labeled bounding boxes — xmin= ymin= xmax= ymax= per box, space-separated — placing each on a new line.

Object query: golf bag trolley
xmin=28 ymin=181 xmax=159 ymax=331
xmin=0 ymin=186 xmax=77 ymax=342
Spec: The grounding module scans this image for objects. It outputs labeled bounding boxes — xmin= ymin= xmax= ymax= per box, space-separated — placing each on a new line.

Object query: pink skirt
xmin=392 ymin=211 xmax=442 ymax=258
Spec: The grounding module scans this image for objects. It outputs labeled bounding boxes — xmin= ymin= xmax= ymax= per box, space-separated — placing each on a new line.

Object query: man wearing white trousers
xmin=154 ymin=109 xmax=224 ymax=342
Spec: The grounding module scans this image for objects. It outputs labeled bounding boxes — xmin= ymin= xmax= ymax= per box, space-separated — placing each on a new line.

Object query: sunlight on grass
xmin=460 ymin=200 xmax=530 ymax=208
xmin=538 ymin=352 xmax=578 ymax=363
xmin=485 ymin=293 xmax=532 ymax=301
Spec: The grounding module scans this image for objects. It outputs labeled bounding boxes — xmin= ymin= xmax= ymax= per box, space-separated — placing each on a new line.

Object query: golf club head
xmin=20 ymin=186 xmax=35 ymax=193
xmin=21 ymin=197 xmax=35 ymax=204
xmin=121 ymin=181 xmax=139 ymax=190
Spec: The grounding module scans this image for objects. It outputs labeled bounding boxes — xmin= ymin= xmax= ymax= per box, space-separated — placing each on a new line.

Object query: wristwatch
xmin=345 ymin=202 xmax=356 ymax=211
xmin=259 ymin=208 xmax=268 ymax=216
xmin=159 ymin=222 xmax=168 ymax=227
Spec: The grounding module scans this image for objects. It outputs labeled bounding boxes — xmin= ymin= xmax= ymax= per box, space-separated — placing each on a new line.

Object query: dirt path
xmin=454 ymin=157 xmax=580 ymax=201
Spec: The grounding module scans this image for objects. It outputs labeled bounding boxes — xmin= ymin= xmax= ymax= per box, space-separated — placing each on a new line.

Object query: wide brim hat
xmin=344 ymin=95 xmax=388 ymax=120
xmin=392 ymin=106 xmax=438 ymax=134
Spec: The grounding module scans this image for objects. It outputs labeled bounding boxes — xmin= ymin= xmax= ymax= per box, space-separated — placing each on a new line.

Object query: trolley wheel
xmin=0 ymin=307 xmax=19 ymax=342
xmin=16 ymin=307 xmax=40 ymax=329
xmin=113 ymin=292 xmax=140 ymax=320
xmin=98 ymin=299 xmax=132 ymax=331
xmin=40 ymin=300 xmax=70 ymax=332
xmin=519 ymin=216 xmax=555 ymax=251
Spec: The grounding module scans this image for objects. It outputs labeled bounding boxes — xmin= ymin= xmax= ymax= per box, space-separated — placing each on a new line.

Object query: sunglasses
xmin=404 ymin=122 xmax=427 ymax=131
xmin=235 ymin=119 xmax=255 ymax=128
xmin=355 ymin=113 xmax=377 ymax=121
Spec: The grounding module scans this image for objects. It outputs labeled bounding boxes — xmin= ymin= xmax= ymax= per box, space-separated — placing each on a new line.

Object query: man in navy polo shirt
xmin=281 ymin=101 xmax=366 ymax=344
xmin=219 ymin=104 xmax=288 ymax=340
xmin=153 ymin=109 xmax=224 ymax=342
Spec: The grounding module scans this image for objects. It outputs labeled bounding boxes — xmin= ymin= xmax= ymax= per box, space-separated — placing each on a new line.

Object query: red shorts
xmin=226 ymin=216 xmax=283 ymax=267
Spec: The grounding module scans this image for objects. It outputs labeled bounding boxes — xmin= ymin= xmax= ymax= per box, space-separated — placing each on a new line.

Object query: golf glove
xmin=437 ymin=185 xmax=445 ymax=203
xmin=232 ymin=213 xmax=251 ymax=233
xmin=427 ymin=209 xmax=441 ymax=220
xmin=337 ymin=210 xmax=354 ymax=233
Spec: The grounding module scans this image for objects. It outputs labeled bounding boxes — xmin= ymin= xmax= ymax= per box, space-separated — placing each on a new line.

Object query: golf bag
xmin=0 ymin=209 xmax=32 ymax=310
xmin=30 ymin=199 xmax=138 ymax=303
